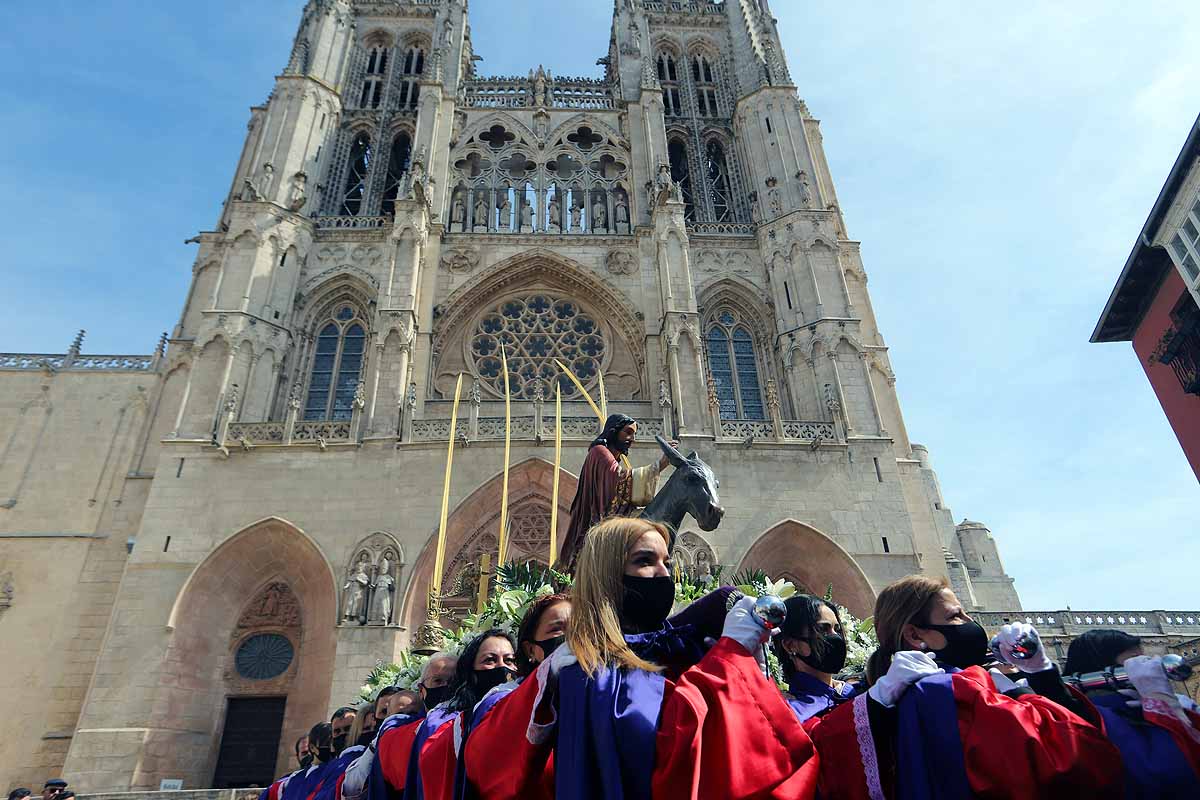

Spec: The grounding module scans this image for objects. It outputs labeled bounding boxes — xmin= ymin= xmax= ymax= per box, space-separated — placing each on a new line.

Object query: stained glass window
xmin=470 ymin=293 xmax=606 ymax=400
xmin=305 ymin=306 xmax=367 ymax=421
xmin=706 ymin=308 xmax=765 ymax=420
xmin=235 ymin=633 xmax=294 ymax=680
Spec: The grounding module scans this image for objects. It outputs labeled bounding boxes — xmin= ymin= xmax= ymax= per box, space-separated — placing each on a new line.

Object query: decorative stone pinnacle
xmin=155 ymin=332 xmax=168 ymax=358
xmin=69 ymin=329 xmax=85 ymax=356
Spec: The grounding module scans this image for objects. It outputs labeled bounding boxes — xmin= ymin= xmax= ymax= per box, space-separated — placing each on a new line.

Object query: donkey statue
xmin=642 ymin=435 xmax=725 ymax=533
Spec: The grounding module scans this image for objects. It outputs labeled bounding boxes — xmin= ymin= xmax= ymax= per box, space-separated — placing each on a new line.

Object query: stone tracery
xmin=447 ymin=119 xmax=632 ymax=235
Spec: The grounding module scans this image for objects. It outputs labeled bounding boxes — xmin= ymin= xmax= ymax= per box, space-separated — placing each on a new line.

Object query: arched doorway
xmin=154 ymin=517 xmax=337 ymax=788
xmin=737 ymin=520 xmax=876 ymax=617
xmin=399 ymin=458 xmax=576 ymax=633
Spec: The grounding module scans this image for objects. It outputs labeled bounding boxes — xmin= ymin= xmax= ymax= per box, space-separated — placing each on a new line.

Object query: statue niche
xmin=674 ymin=531 xmax=718 ymax=585
xmin=341 ymin=532 xmax=405 ymax=626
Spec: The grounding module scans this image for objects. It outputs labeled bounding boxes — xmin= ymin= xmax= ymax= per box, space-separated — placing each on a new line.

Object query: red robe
xmin=376 ymin=718 xmax=423 ymax=791
xmin=653 ymin=637 xmax=820 ymax=799
xmin=418 ymin=720 xmax=459 ymax=800
xmin=809 ymin=666 xmax=1123 ymax=800
xmin=462 ymin=637 xmax=818 ymax=800
xmin=463 ymin=677 xmax=556 ymax=800
xmin=561 ymin=444 xmax=632 ymax=567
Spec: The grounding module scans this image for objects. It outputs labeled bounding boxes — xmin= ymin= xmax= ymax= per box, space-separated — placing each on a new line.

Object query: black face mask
xmin=796 ymin=633 xmax=847 ymax=675
xmin=355 ymin=730 xmax=374 ymax=749
xmin=474 ymin=666 xmax=514 ymax=694
xmin=315 ymin=745 xmax=334 ymax=763
xmin=299 ymin=753 xmax=314 ymax=769
xmin=922 ymin=620 xmax=990 ymax=670
xmin=532 ymin=635 xmax=565 ymax=662
xmin=331 ymin=733 xmax=348 ymax=755
xmin=422 ymin=684 xmax=452 ymax=708
xmin=622 ymin=574 xmax=676 ymax=633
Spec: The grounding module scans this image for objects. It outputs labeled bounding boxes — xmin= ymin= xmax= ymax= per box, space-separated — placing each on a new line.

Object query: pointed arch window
xmin=706 ymin=309 xmax=764 ymax=419
xmin=692 ymin=54 xmax=719 ymax=117
xmin=657 ymin=52 xmax=683 ymax=117
xmin=705 ymin=140 xmax=732 ymax=222
xmin=381 ymin=131 xmax=413 ymax=216
xmin=340 ymin=133 xmax=373 ymax=216
xmin=668 ymin=138 xmax=695 ymax=222
xmin=398 ymin=44 xmax=425 ymax=109
xmin=304 ymin=305 xmax=368 ymax=421
xmin=360 ymin=46 xmax=390 ymax=109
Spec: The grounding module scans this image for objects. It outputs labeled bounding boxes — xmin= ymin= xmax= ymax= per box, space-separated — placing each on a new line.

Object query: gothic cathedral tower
xmin=0 ymin=0 xmax=1021 ymax=790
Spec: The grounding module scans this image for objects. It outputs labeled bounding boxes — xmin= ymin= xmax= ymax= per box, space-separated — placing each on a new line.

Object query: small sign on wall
xmin=159 ymin=780 xmax=184 ymax=791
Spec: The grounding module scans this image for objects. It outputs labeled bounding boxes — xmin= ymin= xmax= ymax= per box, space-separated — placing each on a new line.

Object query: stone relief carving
xmin=342 ymin=532 xmax=405 ymax=626
xmin=674 ymin=532 xmax=717 ymax=583
xmin=315 ymin=244 xmax=382 ymax=267
xmin=440 ymin=247 xmax=480 ymax=274
xmin=236 ymin=581 xmax=301 ymax=632
xmin=605 ymin=250 xmax=637 ymax=276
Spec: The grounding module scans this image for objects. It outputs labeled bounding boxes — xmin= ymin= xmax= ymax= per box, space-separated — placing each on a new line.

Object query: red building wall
xmin=1132 ymin=268 xmax=1200 ymax=480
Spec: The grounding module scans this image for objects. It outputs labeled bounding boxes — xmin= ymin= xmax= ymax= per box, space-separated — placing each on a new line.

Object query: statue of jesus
xmin=560 ymin=413 xmax=675 ymax=569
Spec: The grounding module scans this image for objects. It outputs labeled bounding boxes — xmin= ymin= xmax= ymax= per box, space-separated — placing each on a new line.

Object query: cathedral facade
xmin=0 ymin=0 xmax=1020 ymax=790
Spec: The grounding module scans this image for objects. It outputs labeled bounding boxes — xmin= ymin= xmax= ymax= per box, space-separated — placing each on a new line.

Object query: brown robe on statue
xmin=560 ymin=444 xmax=660 ymax=570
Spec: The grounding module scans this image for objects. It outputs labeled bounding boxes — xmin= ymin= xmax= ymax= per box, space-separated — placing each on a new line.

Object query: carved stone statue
xmin=451 ymin=194 xmax=467 ymax=230
xmin=750 ymin=193 xmax=761 ymax=223
xmin=798 ymin=170 xmax=812 ymax=209
xmin=287 ymin=171 xmax=307 ymax=212
xmin=496 ymin=192 xmax=511 ymax=230
xmin=570 ymin=203 xmax=583 ymax=231
xmin=257 ymin=163 xmax=275 ymax=201
xmin=342 ymin=555 xmax=371 ymax=625
xmin=654 ymin=163 xmax=680 ymax=205
xmin=473 ymin=195 xmax=489 ymax=230
xmin=592 ymin=197 xmax=608 ymax=232
xmin=520 ymin=197 xmax=534 ymax=231
xmin=370 ymin=556 xmax=396 ymax=625
xmin=768 ymin=187 xmax=783 ymax=217
xmin=547 ymin=193 xmax=561 ymax=232
xmin=532 ymin=66 xmax=548 ymax=108
xmin=614 ymin=195 xmax=630 ymax=232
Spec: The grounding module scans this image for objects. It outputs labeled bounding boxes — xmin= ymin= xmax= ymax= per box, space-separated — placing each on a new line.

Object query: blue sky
xmin=1 ymin=2 xmax=1197 ymax=610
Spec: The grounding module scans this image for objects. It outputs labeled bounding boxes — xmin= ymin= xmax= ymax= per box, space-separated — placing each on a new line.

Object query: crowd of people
xmin=249 ymin=515 xmax=1199 ymax=800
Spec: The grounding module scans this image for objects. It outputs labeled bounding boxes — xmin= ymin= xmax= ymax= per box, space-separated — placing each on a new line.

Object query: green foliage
xmin=495 ymin=561 xmax=572 ymax=594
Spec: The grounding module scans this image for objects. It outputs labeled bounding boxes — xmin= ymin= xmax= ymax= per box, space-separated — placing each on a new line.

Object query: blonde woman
xmin=810 ymin=575 xmax=1123 ymax=799
xmin=462 ymin=517 xmax=818 ymax=800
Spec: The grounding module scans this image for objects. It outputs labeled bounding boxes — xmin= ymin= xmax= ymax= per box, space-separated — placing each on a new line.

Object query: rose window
xmin=470 ymin=293 xmax=606 ymax=400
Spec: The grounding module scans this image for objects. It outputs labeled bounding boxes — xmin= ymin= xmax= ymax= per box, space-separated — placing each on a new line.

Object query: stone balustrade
xmin=718 ymin=418 xmax=837 ymax=444
xmin=461 ymin=77 xmax=615 ymax=110
xmin=974 ymin=610 xmax=1200 ymax=638
xmin=313 ymin=215 xmax=391 ymax=230
xmin=689 ymin=222 xmax=757 ymax=237
xmin=78 ymin=791 xmax=257 ymax=800
xmin=0 ymin=353 xmax=156 ymax=371
xmin=642 ymin=0 xmax=725 ymax=15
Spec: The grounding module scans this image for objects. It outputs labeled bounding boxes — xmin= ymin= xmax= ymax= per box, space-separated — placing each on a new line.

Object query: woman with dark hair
xmin=772 ymin=594 xmax=858 ymax=723
xmin=516 ymin=593 xmax=572 ymax=676
xmin=1064 ymin=628 xmax=1144 ymax=675
xmin=417 ymin=629 xmax=516 ymax=800
xmin=461 ymin=516 xmax=818 ymax=800
xmin=1064 ymin=629 xmax=1200 ymax=796
xmin=810 ymin=575 xmax=1123 ymax=799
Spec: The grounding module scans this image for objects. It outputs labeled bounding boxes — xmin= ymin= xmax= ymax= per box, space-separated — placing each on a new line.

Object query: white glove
xmin=868 ymin=650 xmax=943 ymax=708
xmin=994 ymin=622 xmax=1053 ymax=674
xmin=987 ymin=668 xmax=1028 ymax=694
xmin=722 ymin=595 xmax=776 ymax=654
xmin=1124 ymin=655 xmax=1179 ymax=708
